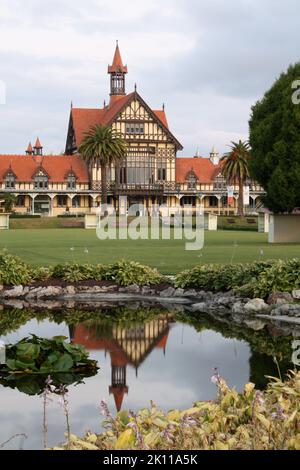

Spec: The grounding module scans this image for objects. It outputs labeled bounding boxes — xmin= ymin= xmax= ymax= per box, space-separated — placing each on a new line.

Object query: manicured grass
xmin=1 ymin=229 xmax=300 ymax=274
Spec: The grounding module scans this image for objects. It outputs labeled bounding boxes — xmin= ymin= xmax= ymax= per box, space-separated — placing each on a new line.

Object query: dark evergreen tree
xmin=249 ymin=63 xmax=300 ymax=213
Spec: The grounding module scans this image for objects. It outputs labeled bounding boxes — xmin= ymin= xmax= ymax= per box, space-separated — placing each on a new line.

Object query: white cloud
xmin=0 ymin=0 xmax=299 ymax=155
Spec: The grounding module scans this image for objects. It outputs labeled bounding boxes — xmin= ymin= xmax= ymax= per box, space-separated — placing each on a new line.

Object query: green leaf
xmin=52 ymin=353 xmax=74 ymax=371
xmin=16 ymin=342 xmax=40 ymax=360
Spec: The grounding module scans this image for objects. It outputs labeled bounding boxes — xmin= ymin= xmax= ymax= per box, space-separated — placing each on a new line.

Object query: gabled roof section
xmin=31 ymin=164 xmax=49 ymax=179
xmin=176 ymin=157 xmax=223 ymax=184
xmin=68 ymin=91 xmax=182 ymax=150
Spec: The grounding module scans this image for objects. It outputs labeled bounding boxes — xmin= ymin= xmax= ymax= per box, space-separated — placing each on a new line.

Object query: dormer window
xmin=67 ymin=173 xmax=77 ymax=190
xmin=34 ymin=170 xmax=48 ymax=189
xmin=5 ymin=171 xmax=16 ymax=189
xmin=186 ymin=171 xmax=198 ymax=189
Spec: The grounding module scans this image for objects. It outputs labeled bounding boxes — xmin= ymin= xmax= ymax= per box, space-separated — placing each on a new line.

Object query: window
xmin=5 ymin=171 xmax=15 ymax=189
xmin=186 ymin=172 xmax=197 ymax=189
xmin=16 ymin=195 xmax=25 ymax=207
xmin=34 ymin=170 xmax=48 ymax=189
xmin=209 ymin=196 xmax=218 ymax=207
xmin=157 ymin=167 xmax=166 ymax=181
xmin=72 ymin=195 xmax=81 ymax=208
xmin=126 ymin=123 xmax=144 ymax=135
xmin=214 ymin=177 xmax=226 ymax=190
xmin=67 ymin=173 xmax=76 ymax=190
xmin=57 ymin=195 xmax=68 ymax=207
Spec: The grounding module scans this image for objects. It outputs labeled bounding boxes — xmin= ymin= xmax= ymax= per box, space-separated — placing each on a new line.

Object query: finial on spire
xmin=70 ymin=100 xmax=73 ymax=109
xmin=162 ymin=103 xmax=165 ymax=111
xmin=134 ymin=83 xmax=137 ymax=93
xmin=103 ymin=99 xmax=106 ymax=108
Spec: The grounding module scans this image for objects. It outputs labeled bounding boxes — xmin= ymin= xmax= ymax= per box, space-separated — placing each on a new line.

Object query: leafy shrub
xmin=10 ymin=214 xmax=41 ymax=219
xmin=101 ymin=260 xmax=164 ymax=286
xmin=54 ymin=371 xmax=300 ymax=450
xmin=52 ymin=263 xmax=104 ymax=282
xmin=52 ymin=260 xmax=163 ymax=286
xmin=30 ymin=266 xmax=53 ymax=282
xmin=175 ymin=259 xmax=299 ymax=297
xmin=0 ymin=252 xmax=32 ymax=286
xmin=252 ymin=259 xmax=300 ymax=298
xmin=175 ymin=263 xmax=245 ymax=291
xmin=57 ymin=214 xmax=85 ymax=218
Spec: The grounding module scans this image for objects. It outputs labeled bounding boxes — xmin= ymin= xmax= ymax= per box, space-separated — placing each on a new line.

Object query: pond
xmin=0 ymin=302 xmax=295 ymax=450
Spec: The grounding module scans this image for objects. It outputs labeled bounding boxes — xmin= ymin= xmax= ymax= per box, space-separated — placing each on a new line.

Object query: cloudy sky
xmin=0 ymin=0 xmax=299 ymax=156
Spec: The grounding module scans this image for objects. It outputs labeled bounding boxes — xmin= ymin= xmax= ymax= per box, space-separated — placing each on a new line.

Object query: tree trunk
xmin=101 ymin=164 xmax=108 ymax=206
xmin=238 ymin=179 xmax=244 ymax=216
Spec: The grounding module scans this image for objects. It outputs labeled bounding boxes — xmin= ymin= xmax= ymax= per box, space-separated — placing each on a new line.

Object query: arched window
xmin=186 ymin=171 xmax=198 ymax=189
xmin=34 ymin=170 xmax=49 ymax=189
xmin=67 ymin=173 xmax=77 ymax=190
xmin=5 ymin=171 xmax=16 ymax=189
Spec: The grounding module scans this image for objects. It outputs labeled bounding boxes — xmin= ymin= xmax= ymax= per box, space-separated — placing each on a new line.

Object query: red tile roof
xmin=0 ymin=154 xmax=89 ymax=183
xmin=176 ymin=157 xmax=222 ymax=183
xmin=108 ymin=43 xmax=128 ymax=74
xmin=153 ymin=110 xmax=168 ymax=128
xmin=71 ymin=92 xmax=171 ymax=148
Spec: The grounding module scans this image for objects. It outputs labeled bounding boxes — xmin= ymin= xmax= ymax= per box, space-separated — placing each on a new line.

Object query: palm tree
xmin=221 ymin=140 xmax=251 ymax=216
xmin=79 ymin=125 xmax=127 ymax=205
xmin=0 ymin=193 xmax=17 ymax=213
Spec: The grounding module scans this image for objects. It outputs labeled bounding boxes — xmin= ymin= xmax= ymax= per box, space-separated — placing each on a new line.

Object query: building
xmin=0 ymin=43 xmax=264 ymax=216
xmin=71 ymin=314 xmax=173 ymax=411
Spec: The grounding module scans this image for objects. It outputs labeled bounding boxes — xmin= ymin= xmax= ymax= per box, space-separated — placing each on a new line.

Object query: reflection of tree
xmin=249 ymin=350 xmax=293 ymax=390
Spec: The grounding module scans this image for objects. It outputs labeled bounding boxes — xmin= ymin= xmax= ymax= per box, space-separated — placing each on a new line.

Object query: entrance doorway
xmin=34 ymin=196 xmax=50 ymax=215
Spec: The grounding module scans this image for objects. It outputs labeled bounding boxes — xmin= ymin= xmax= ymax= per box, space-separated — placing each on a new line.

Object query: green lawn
xmin=0 ymin=229 xmax=300 ymax=274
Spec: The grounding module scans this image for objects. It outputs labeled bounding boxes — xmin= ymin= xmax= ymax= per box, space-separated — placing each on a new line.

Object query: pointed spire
xmin=34 ymin=137 xmax=42 ymax=149
xmin=108 ymin=41 xmax=128 ymax=74
xmin=26 ymin=142 xmax=33 ymax=155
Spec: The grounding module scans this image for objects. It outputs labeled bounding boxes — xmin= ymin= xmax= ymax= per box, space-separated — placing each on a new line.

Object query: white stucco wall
xmin=0 ymin=214 xmax=9 ymax=230
xmin=269 ymin=215 xmax=300 ymax=243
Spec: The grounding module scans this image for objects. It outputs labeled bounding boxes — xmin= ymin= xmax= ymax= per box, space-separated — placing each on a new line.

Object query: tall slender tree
xmin=79 ymin=125 xmax=127 ymax=205
xmin=221 ymin=140 xmax=251 ymax=216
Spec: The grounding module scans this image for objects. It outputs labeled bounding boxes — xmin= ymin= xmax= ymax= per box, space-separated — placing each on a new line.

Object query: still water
xmin=0 ymin=304 xmax=294 ymax=450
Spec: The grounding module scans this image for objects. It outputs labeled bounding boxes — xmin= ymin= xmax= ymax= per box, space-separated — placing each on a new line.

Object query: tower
xmin=34 ymin=137 xmax=43 ymax=156
xmin=108 ymin=41 xmax=128 ymax=97
xmin=210 ymin=145 xmax=220 ymax=165
xmin=109 ymin=364 xmax=129 ymax=412
xmin=25 ymin=142 xmax=34 ymax=155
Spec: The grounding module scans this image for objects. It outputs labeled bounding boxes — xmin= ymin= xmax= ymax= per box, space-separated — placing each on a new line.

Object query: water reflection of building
xmin=69 ymin=315 xmax=173 ymax=411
